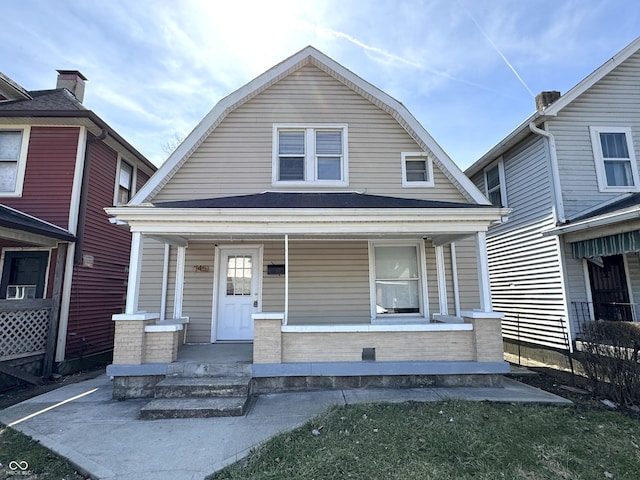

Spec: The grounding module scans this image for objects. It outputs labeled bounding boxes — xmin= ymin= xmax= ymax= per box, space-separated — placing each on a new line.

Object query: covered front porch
xmin=105 ymin=193 xmax=509 ymax=398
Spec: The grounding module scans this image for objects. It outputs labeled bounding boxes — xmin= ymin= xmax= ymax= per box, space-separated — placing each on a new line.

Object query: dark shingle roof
xmin=0 ymin=88 xmax=86 ymax=112
xmin=0 ymin=204 xmax=76 ymax=242
xmin=572 ymin=193 xmax=640 ymax=222
xmin=153 ymin=192 xmax=484 ymax=209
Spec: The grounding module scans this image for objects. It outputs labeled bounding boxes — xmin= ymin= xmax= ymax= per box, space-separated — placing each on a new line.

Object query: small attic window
xmin=401 ymin=152 xmax=434 ymax=187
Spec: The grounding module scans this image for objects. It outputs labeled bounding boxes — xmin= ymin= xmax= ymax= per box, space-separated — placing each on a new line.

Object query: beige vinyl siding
xmin=262 ymin=241 xmax=285 ymax=313
xmin=453 ymin=237 xmax=481 ymax=311
xmin=548 ymin=50 xmax=640 ymax=218
xmin=286 ymin=240 xmax=371 ymax=324
xmin=153 ymin=65 xmax=467 ymax=203
xmin=182 ymin=243 xmax=215 ymax=343
xmin=475 ymin=135 xmax=569 ymax=349
xmin=138 ymin=237 xmax=165 ymax=313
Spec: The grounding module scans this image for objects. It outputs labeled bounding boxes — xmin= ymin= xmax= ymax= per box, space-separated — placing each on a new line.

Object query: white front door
xmin=215 ymin=247 xmax=261 ymax=341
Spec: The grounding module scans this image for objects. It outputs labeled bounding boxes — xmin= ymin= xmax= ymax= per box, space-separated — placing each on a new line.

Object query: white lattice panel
xmin=0 ymin=307 xmax=50 ymax=360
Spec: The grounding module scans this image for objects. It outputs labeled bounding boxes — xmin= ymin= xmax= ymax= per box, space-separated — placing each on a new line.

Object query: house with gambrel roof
xmin=105 ymin=47 xmax=509 ymax=408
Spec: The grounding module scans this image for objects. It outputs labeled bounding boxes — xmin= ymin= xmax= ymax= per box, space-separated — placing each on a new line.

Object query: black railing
xmin=571 ymin=301 xmax=638 ymax=337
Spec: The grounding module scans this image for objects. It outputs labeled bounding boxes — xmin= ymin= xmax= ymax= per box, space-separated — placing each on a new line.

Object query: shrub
xmin=580 ymin=320 xmax=640 ymax=405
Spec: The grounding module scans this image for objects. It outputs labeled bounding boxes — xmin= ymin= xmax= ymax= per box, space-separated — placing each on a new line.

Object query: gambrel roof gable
xmin=133 ymin=46 xmax=489 ymax=205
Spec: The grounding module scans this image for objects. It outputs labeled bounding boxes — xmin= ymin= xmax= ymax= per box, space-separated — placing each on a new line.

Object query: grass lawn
xmin=210 ymin=401 xmax=640 ymax=480
xmin=0 ymin=423 xmax=87 ymax=479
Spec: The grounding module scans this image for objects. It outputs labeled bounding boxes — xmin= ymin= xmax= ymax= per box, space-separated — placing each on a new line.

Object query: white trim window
xmin=115 ymin=158 xmax=136 ymax=204
xmin=590 ymin=126 xmax=640 ymax=192
xmin=0 ymin=127 xmax=30 ymax=196
xmin=369 ymin=241 xmax=428 ymax=320
xmin=484 ymin=158 xmax=507 ymax=207
xmin=401 ymin=152 xmax=434 ymax=187
xmin=273 ymin=124 xmax=348 ymax=186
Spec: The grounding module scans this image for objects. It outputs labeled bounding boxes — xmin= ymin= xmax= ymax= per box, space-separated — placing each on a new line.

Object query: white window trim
xmin=483 ymin=157 xmax=508 ymax=207
xmin=401 ymin=152 xmax=434 ymax=187
xmin=590 ymin=126 xmax=640 ymax=193
xmin=0 ymin=125 xmax=31 ymax=197
xmin=368 ymin=240 xmax=429 ymax=322
xmin=272 ymin=124 xmax=348 ymax=187
xmin=113 ymin=155 xmax=137 ymax=205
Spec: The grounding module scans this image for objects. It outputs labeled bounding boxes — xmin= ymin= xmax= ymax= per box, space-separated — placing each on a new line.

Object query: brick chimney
xmin=56 ymin=70 xmax=87 ymax=103
xmin=535 ymin=90 xmax=561 ymax=111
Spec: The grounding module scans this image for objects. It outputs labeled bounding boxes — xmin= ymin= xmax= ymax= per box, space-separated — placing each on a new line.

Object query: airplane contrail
xmin=463 ymin=7 xmax=536 ymax=98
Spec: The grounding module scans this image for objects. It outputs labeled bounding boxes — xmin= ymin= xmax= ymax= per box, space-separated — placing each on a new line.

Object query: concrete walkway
xmin=0 ymin=374 xmax=570 ymax=480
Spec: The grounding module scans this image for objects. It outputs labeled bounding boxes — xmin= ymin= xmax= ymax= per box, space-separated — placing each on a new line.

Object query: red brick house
xmin=0 ymin=70 xmax=156 ymax=387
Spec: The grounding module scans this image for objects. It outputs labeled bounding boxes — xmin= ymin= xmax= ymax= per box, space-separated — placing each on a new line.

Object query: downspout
xmin=528 ymin=122 xmax=566 ymax=224
xmin=74 ymin=129 xmax=108 ymax=264
xmin=529 ymin=121 xmax=574 ymax=352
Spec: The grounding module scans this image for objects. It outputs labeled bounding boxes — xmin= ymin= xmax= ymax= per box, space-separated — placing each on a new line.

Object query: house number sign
xmin=193 ymin=265 xmax=210 ymax=273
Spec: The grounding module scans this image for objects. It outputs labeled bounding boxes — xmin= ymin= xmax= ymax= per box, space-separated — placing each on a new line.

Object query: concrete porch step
xmin=155 ymin=376 xmax=250 ymax=398
xmin=139 ymin=397 xmax=249 ymax=420
xmin=167 ymin=361 xmax=252 ymax=378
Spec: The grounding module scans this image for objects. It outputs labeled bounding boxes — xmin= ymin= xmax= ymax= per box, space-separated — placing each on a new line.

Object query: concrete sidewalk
xmin=0 ymin=374 xmax=570 ymax=480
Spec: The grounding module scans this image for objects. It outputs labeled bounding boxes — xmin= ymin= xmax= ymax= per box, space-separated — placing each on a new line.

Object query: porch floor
xmin=176 ymin=343 xmax=253 ymax=364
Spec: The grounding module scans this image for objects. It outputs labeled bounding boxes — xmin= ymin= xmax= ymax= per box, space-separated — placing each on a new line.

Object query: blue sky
xmin=2 ymin=0 xmax=640 ymax=170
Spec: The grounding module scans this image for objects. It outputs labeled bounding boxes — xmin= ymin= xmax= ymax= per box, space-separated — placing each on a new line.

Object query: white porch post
xmin=450 ymin=242 xmax=461 ymax=317
xmin=476 ymin=231 xmax=492 ymax=312
xmin=160 ymin=243 xmax=170 ymax=321
xmin=435 ymin=244 xmax=448 ymax=315
xmin=173 ymin=245 xmax=186 ymax=318
xmin=125 ymin=232 xmax=143 ymax=314
xmin=284 ymin=234 xmax=289 ymax=325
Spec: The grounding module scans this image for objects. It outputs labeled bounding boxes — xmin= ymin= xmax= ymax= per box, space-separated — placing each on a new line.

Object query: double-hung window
xmin=0 ymin=127 xmax=29 ymax=196
xmin=273 ymin=125 xmax=348 ymax=186
xmin=115 ymin=159 xmax=134 ymax=204
xmin=401 ymin=152 xmax=434 ymax=187
xmin=590 ymin=126 xmax=640 ymax=192
xmin=484 ymin=158 xmax=507 ymax=207
xmin=369 ymin=241 xmax=427 ymax=319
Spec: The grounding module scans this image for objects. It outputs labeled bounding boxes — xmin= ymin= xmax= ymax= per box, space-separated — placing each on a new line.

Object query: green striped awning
xmin=572 ymin=230 xmax=640 ymax=258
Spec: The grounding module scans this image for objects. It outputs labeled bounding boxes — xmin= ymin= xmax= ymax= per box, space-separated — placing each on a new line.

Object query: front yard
xmin=211 ymin=400 xmax=640 ymax=480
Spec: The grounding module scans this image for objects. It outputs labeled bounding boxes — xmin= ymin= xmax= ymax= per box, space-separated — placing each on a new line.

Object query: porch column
xmin=450 ymin=242 xmax=461 ymax=317
xmin=160 ymin=243 xmax=170 ymax=321
xmin=475 ymin=231 xmax=492 ymax=312
xmin=435 ymin=244 xmax=448 ymax=315
xmin=284 ymin=234 xmax=289 ymax=325
xmin=125 ymin=232 xmax=143 ymax=314
xmin=173 ymin=245 xmax=186 ymax=318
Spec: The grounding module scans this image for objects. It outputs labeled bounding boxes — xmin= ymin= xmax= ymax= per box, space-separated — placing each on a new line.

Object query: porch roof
xmin=153 ymin=192 xmax=485 ymax=209
xmin=0 ymin=204 xmax=76 ymax=245
xmin=106 ymin=192 xmax=508 ymax=242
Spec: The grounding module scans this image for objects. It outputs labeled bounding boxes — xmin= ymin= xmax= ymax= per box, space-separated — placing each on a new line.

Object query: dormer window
xmin=273 ymin=124 xmax=348 ymax=186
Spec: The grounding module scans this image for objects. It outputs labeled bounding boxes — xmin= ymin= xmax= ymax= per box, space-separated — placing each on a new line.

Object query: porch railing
xmin=571 ymin=301 xmax=640 ymax=337
xmin=0 ymin=299 xmax=52 ymax=361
